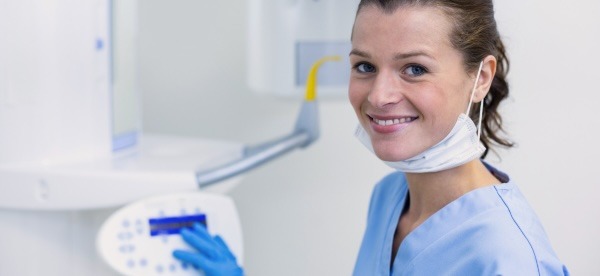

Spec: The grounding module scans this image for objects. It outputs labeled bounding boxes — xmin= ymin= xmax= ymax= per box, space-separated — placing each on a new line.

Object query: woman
xmin=350 ymin=0 xmax=568 ymax=275
xmin=173 ymin=0 xmax=569 ymax=275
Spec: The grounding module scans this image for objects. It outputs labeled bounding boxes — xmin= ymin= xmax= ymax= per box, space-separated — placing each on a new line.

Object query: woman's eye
xmin=355 ymin=63 xmax=376 ymax=73
xmin=403 ymin=65 xmax=427 ymax=76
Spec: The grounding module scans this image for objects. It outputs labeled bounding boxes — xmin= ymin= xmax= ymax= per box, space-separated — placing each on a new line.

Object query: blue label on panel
xmin=148 ymin=214 xmax=207 ymax=236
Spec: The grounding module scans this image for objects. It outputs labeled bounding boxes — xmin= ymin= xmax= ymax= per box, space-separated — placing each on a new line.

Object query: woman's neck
xmin=403 ymin=159 xmax=500 ymax=221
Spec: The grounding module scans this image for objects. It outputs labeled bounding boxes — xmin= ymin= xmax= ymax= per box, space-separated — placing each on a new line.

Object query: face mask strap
xmin=465 ymin=61 xmax=484 ymax=116
xmin=477 ymin=95 xmax=484 ymax=140
xmin=465 ymin=61 xmax=485 ymax=138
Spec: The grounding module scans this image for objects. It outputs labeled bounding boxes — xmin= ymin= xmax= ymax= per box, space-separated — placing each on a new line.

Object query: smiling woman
xmin=349 ymin=0 xmax=569 ymax=275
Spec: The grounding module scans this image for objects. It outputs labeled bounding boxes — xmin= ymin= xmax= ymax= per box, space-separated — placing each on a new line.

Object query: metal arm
xmin=196 ymin=101 xmax=318 ymax=188
xmin=196 ymin=55 xmax=339 ymax=188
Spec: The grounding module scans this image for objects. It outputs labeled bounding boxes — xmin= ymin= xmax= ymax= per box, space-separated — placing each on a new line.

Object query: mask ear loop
xmin=477 ymin=96 xmax=484 ymax=140
xmin=465 ymin=61 xmax=485 ymax=139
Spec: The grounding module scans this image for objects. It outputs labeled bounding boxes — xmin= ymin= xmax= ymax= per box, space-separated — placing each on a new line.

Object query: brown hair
xmin=356 ymin=0 xmax=514 ymax=158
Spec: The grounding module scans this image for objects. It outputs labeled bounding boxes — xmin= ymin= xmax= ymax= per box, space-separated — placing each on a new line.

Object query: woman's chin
xmin=374 ymin=149 xmax=418 ymax=163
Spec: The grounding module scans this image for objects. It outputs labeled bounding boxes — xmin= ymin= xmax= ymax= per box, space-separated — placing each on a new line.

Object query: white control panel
xmin=97 ymin=192 xmax=243 ymax=276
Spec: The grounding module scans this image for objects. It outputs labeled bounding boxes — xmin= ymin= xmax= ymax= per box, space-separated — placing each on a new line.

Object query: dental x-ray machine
xmin=0 ymin=0 xmax=357 ymax=275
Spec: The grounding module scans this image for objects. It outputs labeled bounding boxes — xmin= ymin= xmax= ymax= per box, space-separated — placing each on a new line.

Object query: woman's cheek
xmin=348 ymin=83 xmax=366 ymax=114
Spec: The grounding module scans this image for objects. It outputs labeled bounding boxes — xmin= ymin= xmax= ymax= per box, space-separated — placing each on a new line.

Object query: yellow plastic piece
xmin=305 ymin=55 xmax=342 ymax=101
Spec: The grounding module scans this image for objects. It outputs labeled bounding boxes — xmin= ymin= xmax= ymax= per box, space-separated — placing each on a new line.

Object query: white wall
xmin=139 ymin=0 xmax=600 ymax=275
xmin=493 ymin=1 xmax=600 ymax=274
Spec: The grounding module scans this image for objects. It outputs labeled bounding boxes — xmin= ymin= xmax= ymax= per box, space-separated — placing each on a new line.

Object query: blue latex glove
xmin=173 ymin=223 xmax=243 ymax=276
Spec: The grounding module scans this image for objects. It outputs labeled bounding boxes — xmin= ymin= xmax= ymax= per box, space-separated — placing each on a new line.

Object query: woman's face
xmin=349 ymin=5 xmax=475 ymax=162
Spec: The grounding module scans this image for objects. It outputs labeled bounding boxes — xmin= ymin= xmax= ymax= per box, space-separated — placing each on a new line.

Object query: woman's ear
xmin=474 ymin=55 xmax=497 ymax=102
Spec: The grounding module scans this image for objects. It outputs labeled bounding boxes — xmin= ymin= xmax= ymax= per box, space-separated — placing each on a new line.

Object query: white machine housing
xmin=0 ymin=0 xmax=353 ymax=275
xmin=0 ymin=0 xmax=112 ymax=165
xmin=0 ymin=1 xmax=243 ymax=275
xmin=0 ymin=0 xmax=243 ymax=210
xmin=247 ymin=0 xmax=360 ymax=99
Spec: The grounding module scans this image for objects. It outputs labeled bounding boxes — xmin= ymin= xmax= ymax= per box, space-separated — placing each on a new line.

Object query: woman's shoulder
xmin=466 ymin=212 xmax=568 ymax=275
xmin=411 ymin=202 xmax=568 ymax=275
xmin=490 ymin=184 xmax=570 ymax=275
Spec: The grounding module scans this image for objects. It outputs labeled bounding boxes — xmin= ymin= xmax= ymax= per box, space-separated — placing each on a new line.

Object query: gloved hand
xmin=173 ymin=223 xmax=244 ymax=276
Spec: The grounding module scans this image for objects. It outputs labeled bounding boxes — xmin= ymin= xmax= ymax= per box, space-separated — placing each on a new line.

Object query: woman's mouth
xmin=369 ymin=115 xmax=418 ymax=133
xmin=371 ymin=116 xmax=418 ymax=126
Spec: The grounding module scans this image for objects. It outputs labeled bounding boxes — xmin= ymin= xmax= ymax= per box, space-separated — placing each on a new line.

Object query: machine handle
xmin=196 ymin=131 xmax=310 ymax=188
xmin=195 ymin=56 xmax=339 ymax=188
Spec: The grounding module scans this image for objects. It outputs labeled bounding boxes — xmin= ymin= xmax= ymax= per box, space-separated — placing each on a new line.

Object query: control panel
xmin=97 ymin=192 xmax=243 ymax=275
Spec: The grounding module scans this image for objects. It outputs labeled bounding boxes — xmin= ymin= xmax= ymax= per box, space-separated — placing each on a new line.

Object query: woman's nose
xmin=367 ymin=71 xmax=403 ymax=109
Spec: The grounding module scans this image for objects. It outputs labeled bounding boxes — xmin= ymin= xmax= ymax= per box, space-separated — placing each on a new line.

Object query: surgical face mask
xmin=354 ymin=61 xmax=486 ymax=173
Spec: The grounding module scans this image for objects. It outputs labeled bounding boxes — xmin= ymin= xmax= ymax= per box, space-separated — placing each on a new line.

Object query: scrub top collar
xmin=389 ymin=162 xmax=513 ymax=273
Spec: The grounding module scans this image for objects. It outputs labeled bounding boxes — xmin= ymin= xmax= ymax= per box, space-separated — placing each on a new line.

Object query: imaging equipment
xmin=96 ymin=56 xmax=339 ymax=275
xmin=0 ymin=0 xmax=356 ymax=275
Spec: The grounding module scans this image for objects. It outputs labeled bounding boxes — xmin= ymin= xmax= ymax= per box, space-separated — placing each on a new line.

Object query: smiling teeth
xmin=373 ymin=117 xmax=415 ymax=126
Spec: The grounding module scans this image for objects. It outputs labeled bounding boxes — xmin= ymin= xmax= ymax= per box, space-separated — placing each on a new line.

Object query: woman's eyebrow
xmin=349 ymin=49 xmax=370 ymax=58
xmin=394 ymin=51 xmax=435 ymax=60
xmin=349 ymin=49 xmax=435 ymax=61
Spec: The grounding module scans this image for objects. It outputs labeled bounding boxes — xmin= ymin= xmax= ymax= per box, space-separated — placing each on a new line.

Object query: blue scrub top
xmin=353 ymin=164 xmax=569 ymax=276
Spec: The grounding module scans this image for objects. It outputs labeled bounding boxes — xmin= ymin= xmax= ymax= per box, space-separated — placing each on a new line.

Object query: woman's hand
xmin=173 ymin=223 xmax=243 ymax=276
